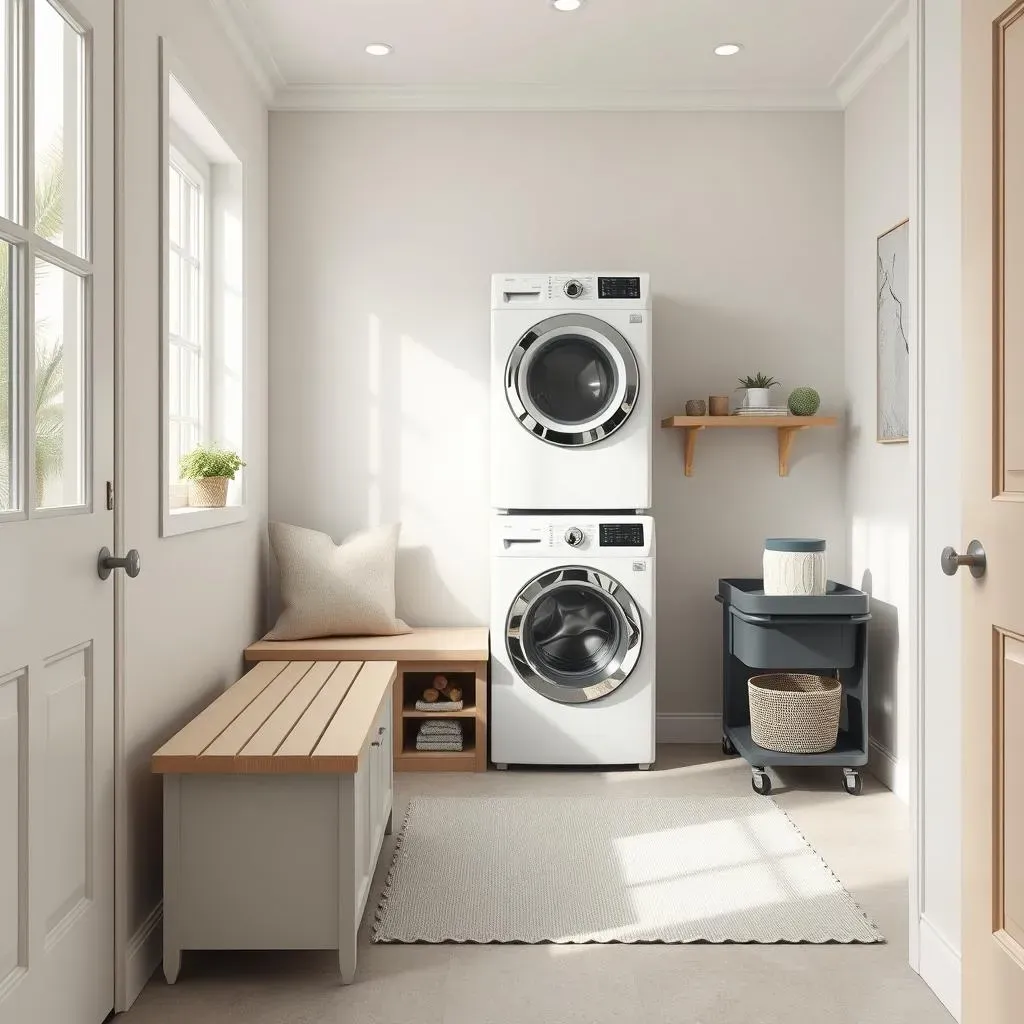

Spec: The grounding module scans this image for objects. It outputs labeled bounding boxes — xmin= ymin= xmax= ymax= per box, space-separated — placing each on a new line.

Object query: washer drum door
xmin=505 ymin=314 xmax=640 ymax=448
xmin=506 ymin=566 xmax=643 ymax=704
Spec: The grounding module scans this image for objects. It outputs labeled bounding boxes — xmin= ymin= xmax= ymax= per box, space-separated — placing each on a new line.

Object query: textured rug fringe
xmin=372 ymin=798 xmax=416 ymax=943
xmin=769 ymin=796 xmax=885 ymax=944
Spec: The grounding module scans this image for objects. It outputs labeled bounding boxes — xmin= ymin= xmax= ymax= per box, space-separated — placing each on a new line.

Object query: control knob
xmin=564 ymin=279 xmax=584 ymax=299
xmin=565 ymin=527 xmax=585 ymax=548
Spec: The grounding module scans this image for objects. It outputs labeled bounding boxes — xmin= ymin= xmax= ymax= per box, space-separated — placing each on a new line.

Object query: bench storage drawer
xmin=153 ymin=659 xmax=396 ymax=985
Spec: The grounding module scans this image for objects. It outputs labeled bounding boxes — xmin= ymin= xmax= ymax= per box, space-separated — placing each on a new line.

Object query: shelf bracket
xmin=777 ymin=426 xmax=806 ymax=477
xmin=683 ymin=426 xmax=703 ymax=477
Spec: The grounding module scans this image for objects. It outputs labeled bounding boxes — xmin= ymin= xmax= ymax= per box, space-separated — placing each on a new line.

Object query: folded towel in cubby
xmin=415 ymin=736 xmax=464 ymax=752
xmin=415 ymin=699 xmax=464 ymax=712
xmin=417 ymin=721 xmax=462 ymax=738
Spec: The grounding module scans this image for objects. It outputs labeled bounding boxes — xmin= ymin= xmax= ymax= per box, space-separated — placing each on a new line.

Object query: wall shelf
xmin=660 ymin=416 xmax=838 ymax=477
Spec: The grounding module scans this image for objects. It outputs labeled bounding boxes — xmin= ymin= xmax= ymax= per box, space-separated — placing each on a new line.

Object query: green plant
xmin=787 ymin=386 xmax=821 ymax=417
xmin=736 ymin=373 xmax=780 ymax=390
xmin=0 ymin=135 xmax=67 ymax=509
xmin=178 ymin=444 xmax=245 ymax=481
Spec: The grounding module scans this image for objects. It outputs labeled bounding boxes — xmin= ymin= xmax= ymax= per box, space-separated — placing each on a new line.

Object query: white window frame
xmin=158 ymin=38 xmax=246 ymax=538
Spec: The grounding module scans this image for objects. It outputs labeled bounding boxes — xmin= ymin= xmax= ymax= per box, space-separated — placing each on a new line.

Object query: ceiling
xmin=217 ymin=0 xmax=907 ymax=110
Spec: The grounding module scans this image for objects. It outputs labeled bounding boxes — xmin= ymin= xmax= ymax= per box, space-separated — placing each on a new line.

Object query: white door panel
xmin=0 ymin=1 xmax=114 ymax=1022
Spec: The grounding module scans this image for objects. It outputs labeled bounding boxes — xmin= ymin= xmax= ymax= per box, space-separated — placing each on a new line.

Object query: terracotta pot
xmin=187 ymin=476 xmax=229 ymax=508
xmin=708 ymin=395 xmax=730 ymax=416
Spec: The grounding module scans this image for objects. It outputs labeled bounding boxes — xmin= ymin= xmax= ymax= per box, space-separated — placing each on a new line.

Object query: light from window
xmin=167 ymin=152 xmax=206 ymax=482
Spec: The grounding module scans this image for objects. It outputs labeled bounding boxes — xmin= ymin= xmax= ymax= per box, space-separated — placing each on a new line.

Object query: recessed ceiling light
xmin=365 ymin=43 xmax=393 ymax=56
xmin=552 ymin=0 xmax=583 ymax=11
xmin=714 ymin=43 xmax=742 ymax=56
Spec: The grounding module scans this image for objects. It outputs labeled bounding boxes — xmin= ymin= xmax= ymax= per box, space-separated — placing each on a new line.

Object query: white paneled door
xmin=0 ymin=1 xmax=114 ymax=1024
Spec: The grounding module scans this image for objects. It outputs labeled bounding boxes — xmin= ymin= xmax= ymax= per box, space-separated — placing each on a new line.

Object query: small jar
xmin=763 ymin=538 xmax=827 ymax=596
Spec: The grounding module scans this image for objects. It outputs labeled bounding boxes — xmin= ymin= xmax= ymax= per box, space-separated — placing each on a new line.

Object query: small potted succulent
xmin=179 ymin=444 xmax=245 ymax=508
xmin=736 ymin=373 xmax=781 ymax=410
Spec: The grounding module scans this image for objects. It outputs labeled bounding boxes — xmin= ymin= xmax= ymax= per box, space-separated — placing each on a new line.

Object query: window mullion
xmin=20 ymin=0 xmax=33 ymax=513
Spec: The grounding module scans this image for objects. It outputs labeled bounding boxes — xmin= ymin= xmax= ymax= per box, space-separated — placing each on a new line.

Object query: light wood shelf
xmin=660 ymin=415 xmax=838 ymax=477
xmin=393 ymin=660 xmax=488 ymax=773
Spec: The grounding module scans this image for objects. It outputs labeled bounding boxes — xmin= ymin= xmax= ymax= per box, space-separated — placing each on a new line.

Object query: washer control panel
xmin=599 ymin=523 xmax=646 ymax=547
xmin=497 ymin=518 xmax=653 ymax=557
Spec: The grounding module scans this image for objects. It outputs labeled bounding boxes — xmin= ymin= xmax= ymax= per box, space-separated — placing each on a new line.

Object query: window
xmin=160 ymin=45 xmax=245 ymax=536
xmin=1 ymin=0 xmax=90 ymax=517
xmin=167 ymin=144 xmax=208 ymax=483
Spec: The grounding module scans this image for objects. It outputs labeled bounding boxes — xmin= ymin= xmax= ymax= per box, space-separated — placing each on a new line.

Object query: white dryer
xmin=491 ymin=273 xmax=652 ymax=512
xmin=490 ymin=514 xmax=656 ymax=769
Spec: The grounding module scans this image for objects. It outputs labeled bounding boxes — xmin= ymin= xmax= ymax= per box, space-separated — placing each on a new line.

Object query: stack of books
xmin=734 ymin=406 xmax=791 ymax=417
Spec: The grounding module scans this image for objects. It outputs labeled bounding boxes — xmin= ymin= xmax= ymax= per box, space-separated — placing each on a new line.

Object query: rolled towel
xmin=415 ymin=699 xmax=464 ymax=712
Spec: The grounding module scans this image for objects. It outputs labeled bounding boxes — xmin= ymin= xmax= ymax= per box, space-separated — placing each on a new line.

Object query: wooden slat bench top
xmin=152 ymin=660 xmax=396 ymax=775
xmin=244 ymin=626 xmax=488 ymax=663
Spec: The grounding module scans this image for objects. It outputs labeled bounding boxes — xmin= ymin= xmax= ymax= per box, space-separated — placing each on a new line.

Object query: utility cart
xmin=716 ymin=579 xmax=872 ymax=796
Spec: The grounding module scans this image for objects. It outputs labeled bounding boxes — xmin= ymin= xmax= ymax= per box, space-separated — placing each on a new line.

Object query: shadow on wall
xmin=860 ymin=568 xmax=900 ymax=760
xmin=652 ymin=294 xmax=848 ymax=718
xmin=269 ymin=298 xmax=489 ymax=628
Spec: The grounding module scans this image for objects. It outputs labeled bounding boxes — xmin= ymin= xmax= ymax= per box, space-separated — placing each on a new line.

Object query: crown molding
xmin=831 ymin=0 xmax=910 ymax=108
xmin=207 ymin=0 xmax=284 ymax=102
xmin=271 ymin=84 xmax=842 ymax=113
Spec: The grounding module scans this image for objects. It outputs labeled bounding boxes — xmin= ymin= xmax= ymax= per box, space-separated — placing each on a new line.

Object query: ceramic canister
xmin=763 ymin=538 xmax=827 ymax=596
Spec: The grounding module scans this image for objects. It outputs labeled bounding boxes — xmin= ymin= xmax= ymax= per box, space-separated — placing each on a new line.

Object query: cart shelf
xmin=717 ymin=577 xmax=871 ymax=796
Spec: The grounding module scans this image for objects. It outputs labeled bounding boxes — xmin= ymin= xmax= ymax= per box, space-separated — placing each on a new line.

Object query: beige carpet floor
xmin=120 ymin=746 xmax=954 ymax=1024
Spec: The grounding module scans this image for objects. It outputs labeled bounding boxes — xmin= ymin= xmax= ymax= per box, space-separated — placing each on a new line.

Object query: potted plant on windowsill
xmin=736 ymin=373 xmax=781 ymax=410
xmin=179 ymin=444 xmax=245 ymax=508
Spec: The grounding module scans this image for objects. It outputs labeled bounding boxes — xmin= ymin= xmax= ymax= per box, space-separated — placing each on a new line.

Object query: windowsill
xmin=162 ymin=503 xmax=247 ymax=537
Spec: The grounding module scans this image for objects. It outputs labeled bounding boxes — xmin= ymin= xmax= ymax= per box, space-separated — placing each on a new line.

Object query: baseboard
xmin=919 ymin=913 xmax=961 ymax=1022
xmin=869 ymin=738 xmax=910 ymax=801
xmin=124 ymin=901 xmax=163 ymax=1010
xmin=656 ymin=713 xmax=721 ymax=745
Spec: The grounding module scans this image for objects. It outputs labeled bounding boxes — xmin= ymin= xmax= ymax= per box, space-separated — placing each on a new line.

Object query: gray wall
xmin=268 ymin=110 xmax=846 ymax=720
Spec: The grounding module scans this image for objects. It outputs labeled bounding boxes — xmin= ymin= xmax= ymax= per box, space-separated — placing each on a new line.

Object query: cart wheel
xmin=751 ymin=769 xmax=772 ymax=796
xmin=843 ymin=770 xmax=862 ymax=796
xmin=721 ymin=734 xmax=737 ymax=756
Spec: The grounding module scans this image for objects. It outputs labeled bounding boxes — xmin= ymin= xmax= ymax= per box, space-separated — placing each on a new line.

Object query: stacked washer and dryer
xmin=489 ymin=273 xmax=656 ymax=770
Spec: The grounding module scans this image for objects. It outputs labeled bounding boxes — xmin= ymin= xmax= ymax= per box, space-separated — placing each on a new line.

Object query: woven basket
xmin=187 ymin=476 xmax=229 ymax=508
xmin=748 ymin=673 xmax=841 ymax=754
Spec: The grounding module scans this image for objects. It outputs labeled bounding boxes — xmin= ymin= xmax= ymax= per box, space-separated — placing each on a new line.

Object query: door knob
xmin=97 ymin=547 xmax=141 ymax=580
xmin=940 ymin=540 xmax=987 ymax=579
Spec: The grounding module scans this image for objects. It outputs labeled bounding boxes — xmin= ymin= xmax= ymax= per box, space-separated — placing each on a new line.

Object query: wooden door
xmin=962 ymin=2 xmax=1024 ymax=1020
xmin=0 ymin=1 xmax=115 ymax=1023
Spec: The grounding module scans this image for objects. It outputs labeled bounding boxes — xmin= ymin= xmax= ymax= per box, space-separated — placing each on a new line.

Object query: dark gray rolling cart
xmin=716 ymin=579 xmax=872 ymax=796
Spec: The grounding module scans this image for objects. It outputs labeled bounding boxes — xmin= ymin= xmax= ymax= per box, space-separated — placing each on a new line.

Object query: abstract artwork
xmin=877 ymin=219 xmax=910 ymax=443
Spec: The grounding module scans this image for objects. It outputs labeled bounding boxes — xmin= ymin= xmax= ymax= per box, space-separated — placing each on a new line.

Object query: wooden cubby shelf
xmin=660 ymin=415 xmax=838 ymax=477
xmin=394 ymin=659 xmax=488 ymax=773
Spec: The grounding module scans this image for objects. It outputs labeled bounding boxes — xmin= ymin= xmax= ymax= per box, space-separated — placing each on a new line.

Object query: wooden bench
xmin=245 ymin=627 xmax=489 ymax=773
xmin=151 ymin=659 xmax=396 ymax=985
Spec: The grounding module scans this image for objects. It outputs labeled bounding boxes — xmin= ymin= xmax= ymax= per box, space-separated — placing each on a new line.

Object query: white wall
xmin=918 ymin=0 xmax=962 ymax=1016
xmin=842 ymin=48 xmax=913 ymax=797
xmin=119 ymin=0 xmax=268 ymax=1007
xmin=269 ymin=111 xmax=847 ymax=725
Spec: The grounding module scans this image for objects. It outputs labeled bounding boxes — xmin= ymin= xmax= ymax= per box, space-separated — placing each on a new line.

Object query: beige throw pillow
xmin=267 ymin=522 xmax=411 ymax=640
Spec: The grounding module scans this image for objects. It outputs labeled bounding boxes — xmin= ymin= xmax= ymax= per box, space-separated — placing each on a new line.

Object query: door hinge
xmin=106 ymin=481 xmax=114 ymax=511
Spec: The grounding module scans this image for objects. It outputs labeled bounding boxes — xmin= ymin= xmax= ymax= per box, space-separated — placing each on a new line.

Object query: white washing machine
xmin=491 ymin=273 xmax=652 ymax=512
xmin=490 ymin=514 xmax=656 ymax=769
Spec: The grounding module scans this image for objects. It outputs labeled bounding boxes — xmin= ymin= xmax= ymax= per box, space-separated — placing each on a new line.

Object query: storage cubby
xmin=392 ymin=660 xmax=488 ymax=773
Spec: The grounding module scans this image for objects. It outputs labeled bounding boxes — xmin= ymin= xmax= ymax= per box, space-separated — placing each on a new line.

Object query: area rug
xmin=372 ymin=796 xmax=883 ymax=945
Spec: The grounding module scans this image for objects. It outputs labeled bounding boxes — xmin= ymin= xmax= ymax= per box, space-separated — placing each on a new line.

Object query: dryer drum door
xmin=505 ymin=314 xmax=640 ymax=448
xmin=506 ymin=566 xmax=643 ymax=704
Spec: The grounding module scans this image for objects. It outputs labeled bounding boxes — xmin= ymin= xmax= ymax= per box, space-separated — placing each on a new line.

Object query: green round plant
xmin=787 ymin=387 xmax=821 ymax=416
xmin=178 ymin=444 xmax=245 ymax=481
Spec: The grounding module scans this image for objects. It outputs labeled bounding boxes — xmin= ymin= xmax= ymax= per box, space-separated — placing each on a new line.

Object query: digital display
xmin=600 ymin=523 xmax=645 ymax=547
xmin=598 ymin=276 xmax=641 ymax=300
